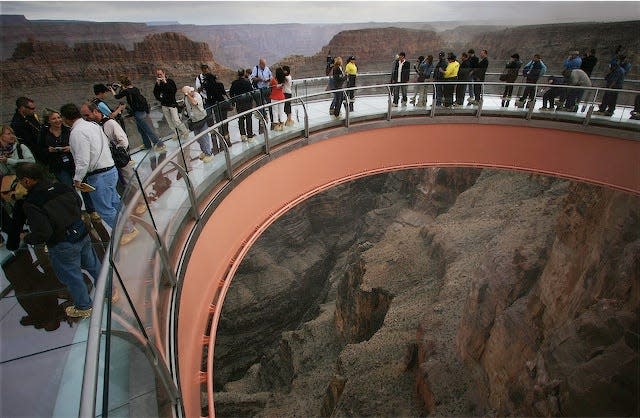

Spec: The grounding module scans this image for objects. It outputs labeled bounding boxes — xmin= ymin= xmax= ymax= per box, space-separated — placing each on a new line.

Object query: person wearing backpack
xmin=112 ymin=77 xmax=165 ymax=151
xmin=17 ymin=162 xmax=102 ymax=319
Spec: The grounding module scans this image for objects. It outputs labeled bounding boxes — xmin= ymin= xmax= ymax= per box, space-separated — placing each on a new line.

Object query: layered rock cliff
xmin=213 ymin=168 xmax=639 ymax=417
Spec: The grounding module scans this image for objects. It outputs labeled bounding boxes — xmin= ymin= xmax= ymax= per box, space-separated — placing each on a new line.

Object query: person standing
xmin=440 ymin=53 xmax=459 ymax=107
xmin=500 ymin=53 xmax=522 ymax=107
xmin=17 ymin=162 xmax=102 ymax=319
xmin=433 ymin=51 xmax=448 ymax=106
xmin=469 ymin=49 xmax=488 ymax=104
xmin=332 ymin=57 xmax=347 ymax=117
xmin=595 ymin=60 xmax=626 ymax=116
xmin=60 ymin=103 xmax=121 ymax=229
xmin=580 ymin=49 xmax=598 ymax=77
xmin=344 ymin=56 xmax=357 ymax=112
xmin=208 ymin=74 xmax=232 ymax=148
xmin=455 ymin=52 xmax=471 ymax=106
xmin=92 ymin=84 xmax=127 ymax=132
xmin=154 ymin=69 xmax=189 ymax=141
xmin=112 ymin=77 xmax=165 ymax=151
xmin=563 ymin=50 xmax=582 ymax=70
xmin=10 ymin=97 xmax=43 ymax=162
xmin=466 ymin=49 xmax=479 ymax=102
xmin=181 ymin=86 xmax=214 ymax=162
xmin=270 ymin=67 xmax=287 ymax=131
xmin=517 ymin=54 xmax=546 ymax=108
xmin=561 ymin=68 xmax=592 ymax=112
xmin=230 ymin=69 xmax=256 ymax=141
xmin=282 ymin=65 xmax=295 ymax=126
xmin=250 ymin=58 xmax=274 ymax=130
xmin=390 ymin=52 xmax=410 ymax=107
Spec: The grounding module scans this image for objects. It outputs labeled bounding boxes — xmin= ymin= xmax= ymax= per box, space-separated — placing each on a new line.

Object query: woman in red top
xmin=269 ymin=67 xmax=286 ymax=131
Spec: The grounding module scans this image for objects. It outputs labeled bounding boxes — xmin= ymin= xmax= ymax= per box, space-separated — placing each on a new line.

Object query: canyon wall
xmin=213 ymin=168 xmax=638 ymax=417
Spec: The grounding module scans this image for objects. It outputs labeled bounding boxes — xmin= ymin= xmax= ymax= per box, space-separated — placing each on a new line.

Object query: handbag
xmin=188 ymin=117 xmax=207 ymax=131
xmin=110 ymin=144 xmax=131 ymax=168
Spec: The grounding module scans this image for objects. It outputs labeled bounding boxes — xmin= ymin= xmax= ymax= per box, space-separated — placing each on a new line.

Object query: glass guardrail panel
xmin=100 ymin=276 xmax=173 ymax=417
xmin=0 ymin=240 xmax=107 ymax=417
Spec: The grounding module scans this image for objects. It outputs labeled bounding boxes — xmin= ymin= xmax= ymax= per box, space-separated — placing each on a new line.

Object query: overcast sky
xmin=1 ymin=1 xmax=638 ymax=25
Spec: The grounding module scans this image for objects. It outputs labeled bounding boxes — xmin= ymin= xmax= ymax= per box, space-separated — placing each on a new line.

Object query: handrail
xmin=79 ymin=77 xmax=639 ymax=418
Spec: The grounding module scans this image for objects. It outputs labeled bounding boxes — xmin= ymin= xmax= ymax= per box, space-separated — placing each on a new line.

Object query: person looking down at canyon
xmin=181 ymin=86 xmax=214 ymax=163
xmin=111 ymin=77 xmax=165 ymax=151
xmin=153 ymin=69 xmax=189 ymax=142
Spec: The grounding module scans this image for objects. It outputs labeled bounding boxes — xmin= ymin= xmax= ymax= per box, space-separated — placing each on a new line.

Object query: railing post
xmin=167 ymin=160 xmax=200 ymax=222
xmin=430 ymin=82 xmax=436 ymax=117
xmin=344 ymin=90 xmax=350 ymax=128
xmin=386 ymin=85 xmax=392 ymax=121
xmin=211 ymin=130 xmax=234 ymax=181
xmin=526 ymin=85 xmax=537 ymax=120
xmin=144 ymin=340 xmax=181 ymax=405
xmin=254 ymin=109 xmax=270 ymax=155
xmin=584 ymin=88 xmax=600 ymax=127
xmin=298 ymin=98 xmax=309 ymax=138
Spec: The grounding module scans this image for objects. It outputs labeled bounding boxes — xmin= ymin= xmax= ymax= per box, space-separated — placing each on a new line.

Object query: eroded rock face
xmin=213 ymin=169 xmax=638 ymax=418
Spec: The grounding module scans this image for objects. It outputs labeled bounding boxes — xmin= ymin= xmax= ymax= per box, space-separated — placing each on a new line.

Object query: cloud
xmin=1 ymin=1 xmax=638 ymax=25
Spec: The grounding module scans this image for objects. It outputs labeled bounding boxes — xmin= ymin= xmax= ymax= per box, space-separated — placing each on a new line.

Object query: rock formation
xmin=213 ymin=168 xmax=639 ymax=417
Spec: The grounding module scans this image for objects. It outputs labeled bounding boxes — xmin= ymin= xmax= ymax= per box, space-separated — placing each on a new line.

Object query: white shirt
xmin=69 ymin=118 xmax=115 ymax=182
xmin=102 ymin=118 xmax=129 ymax=149
xmin=184 ymin=92 xmax=207 ymax=122
xmin=284 ymin=75 xmax=293 ymax=94
xmin=251 ymin=65 xmax=272 ymax=89
xmin=195 ymin=73 xmax=208 ymax=99
xmin=396 ymin=59 xmax=407 ymax=83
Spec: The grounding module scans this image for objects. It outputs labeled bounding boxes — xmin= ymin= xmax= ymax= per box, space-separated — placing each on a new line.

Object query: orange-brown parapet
xmin=178 ymin=124 xmax=639 ymax=417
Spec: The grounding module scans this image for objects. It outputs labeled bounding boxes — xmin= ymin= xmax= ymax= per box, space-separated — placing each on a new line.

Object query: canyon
xmin=213 ymin=168 xmax=638 ymax=417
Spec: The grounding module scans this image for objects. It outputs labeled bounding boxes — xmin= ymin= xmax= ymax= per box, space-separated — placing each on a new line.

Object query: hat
xmin=511 ymin=53 xmax=520 ymax=59
xmin=182 ymin=86 xmax=195 ymax=95
xmin=438 ymin=51 xmax=445 ymax=57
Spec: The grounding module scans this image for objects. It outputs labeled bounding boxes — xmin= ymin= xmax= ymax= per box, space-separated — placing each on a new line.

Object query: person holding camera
xmin=154 ymin=69 xmax=189 ymax=142
xmin=92 ymin=84 xmax=126 ymax=132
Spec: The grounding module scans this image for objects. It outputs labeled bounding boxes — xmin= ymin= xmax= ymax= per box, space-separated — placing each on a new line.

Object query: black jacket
xmin=229 ymin=77 xmax=254 ymax=106
xmin=391 ymin=60 xmax=411 ymax=83
xmin=153 ymin=78 xmax=179 ymax=107
xmin=39 ymin=125 xmax=74 ymax=173
xmin=10 ymin=111 xmax=41 ymax=159
xmin=23 ymin=181 xmax=83 ymax=246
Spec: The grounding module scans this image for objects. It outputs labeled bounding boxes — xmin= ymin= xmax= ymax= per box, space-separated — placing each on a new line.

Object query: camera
xmin=108 ymin=82 xmax=121 ymax=90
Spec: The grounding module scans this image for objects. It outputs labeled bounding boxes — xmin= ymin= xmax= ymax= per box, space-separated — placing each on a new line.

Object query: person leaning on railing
xmin=500 ymin=53 xmax=522 ymax=107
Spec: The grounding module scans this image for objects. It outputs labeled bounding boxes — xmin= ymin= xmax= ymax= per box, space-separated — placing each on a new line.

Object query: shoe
xmin=401 ymin=101 xmax=407 ymax=106
xmin=285 ymin=120 xmax=294 ymax=126
xmin=89 ymin=211 xmax=101 ymax=221
xmin=65 ymin=305 xmax=92 ymax=318
xmin=240 ymin=134 xmax=248 ymax=141
xmin=392 ymin=103 xmax=398 ymax=107
xmin=20 ymin=315 xmax=37 ymax=326
xmin=247 ymin=134 xmax=255 ymax=140
xmin=201 ymin=155 xmax=213 ymax=163
xmin=274 ymin=123 xmax=283 ymax=131
xmin=134 ymin=203 xmax=147 ymax=215
xmin=198 ymin=152 xmax=206 ymax=160
xmin=120 ymin=227 xmax=139 ymax=246
xmin=154 ymin=143 xmax=166 ymax=152
xmin=43 ymin=320 xmax=60 ymax=332
xmin=604 ymin=111 xmax=614 ymax=117
xmin=409 ymin=98 xmax=415 ymax=104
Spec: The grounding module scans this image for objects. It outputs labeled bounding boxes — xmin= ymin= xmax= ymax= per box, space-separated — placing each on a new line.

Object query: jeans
xmin=564 ymin=88 xmax=584 ymax=110
xmin=236 ymin=100 xmax=254 ymax=136
xmin=192 ymin=119 xmax=213 ymax=155
xmin=49 ymin=235 xmax=102 ymax=310
xmin=392 ymin=84 xmax=408 ymax=104
xmin=162 ymin=106 xmax=189 ymax=140
xmin=86 ymin=167 xmax=121 ymax=229
xmin=134 ymin=111 xmax=160 ymax=149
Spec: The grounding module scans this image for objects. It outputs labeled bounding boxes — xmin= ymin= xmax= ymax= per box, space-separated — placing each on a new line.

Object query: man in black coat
xmin=10 ymin=96 xmax=43 ymax=162
xmin=390 ymin=52 xmax=411 ymax=106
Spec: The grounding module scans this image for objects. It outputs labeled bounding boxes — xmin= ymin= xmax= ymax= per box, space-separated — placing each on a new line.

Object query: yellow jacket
xmin=345 ymin=62 xmax=358 ymax=76
xmin=443 ymin=61 xmax=460 ymax=79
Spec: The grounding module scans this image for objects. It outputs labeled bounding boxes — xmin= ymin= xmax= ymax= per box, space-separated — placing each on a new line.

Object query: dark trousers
xmin=473 ymin=79 xmax=484 ymax=101
xmin=599 ymin=90 xmax=619 ymax=113
xmin=236 ymin=101 xmax=254 ymax=136
xmin=455 ymin=78 xmax=466 ymax=105
xmin=333 ymin=91 xmax=345 ymax=116
xmin=434 ymin=81 xmax=444 ymax=105
xmin=443 ymin=78 xmax=457 ymax=106
xmin=564 ymin=88 xmax=584 ymax=110
xmin=520 ymin=82 xmax=537 ymax=102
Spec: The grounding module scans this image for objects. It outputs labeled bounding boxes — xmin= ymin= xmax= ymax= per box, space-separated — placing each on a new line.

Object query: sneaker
xmin=285 ymin=120 xmax=294 ymax=126
xmin=409 ymin=98 xmax=416 ymax=104
xmin=120 ymin=227 xmax=139 ymax=246
xmin=201 ymin=155 xmax=213 ymax=163
xmin=240 ymin=134 xmax=248 ymax=141
xmin=89 ymin=211 xmax=101 ymax=221
xmin=154 ymin=143 xmax=166 ymax=152
xmin=65 ymin=305 xmax=92 ymax=318
xmin=198 ymin=152 xmax=206 ymax=160
xmin=392 ymin=103 xmax=398 ymax=107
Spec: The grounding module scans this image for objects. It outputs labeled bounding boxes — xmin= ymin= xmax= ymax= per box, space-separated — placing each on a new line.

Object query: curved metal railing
xmin=78 ymin=78 xmax=639 ymax=418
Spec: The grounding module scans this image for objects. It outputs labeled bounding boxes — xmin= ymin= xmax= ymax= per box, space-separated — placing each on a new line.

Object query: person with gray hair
xmin=181 ymin=86 xmax=214 ymax=162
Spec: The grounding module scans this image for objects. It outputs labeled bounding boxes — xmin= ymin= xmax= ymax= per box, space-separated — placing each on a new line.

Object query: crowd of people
xmin=0 ymin=46 xmax=636 ymax=325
